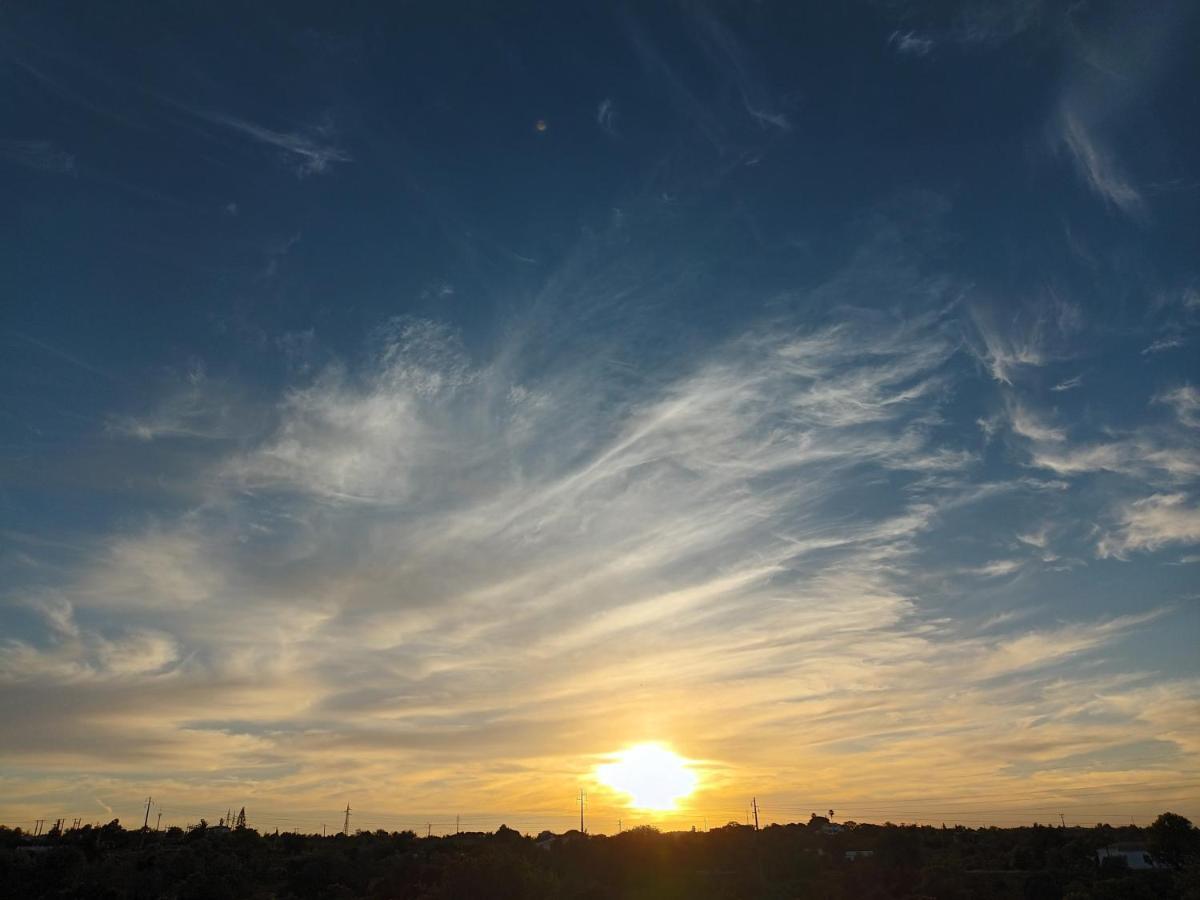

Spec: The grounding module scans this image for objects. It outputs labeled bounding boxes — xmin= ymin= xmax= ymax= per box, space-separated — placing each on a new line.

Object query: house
xmin=1096 ymin=843 xmax=1161 ymax=870
xmin=807 ymin=814 xmax=843 ymax=834
xmin=535 ymin=829 xmax=586 ymax=850
xmin=14 ymin=846 xmax=53 ymax=858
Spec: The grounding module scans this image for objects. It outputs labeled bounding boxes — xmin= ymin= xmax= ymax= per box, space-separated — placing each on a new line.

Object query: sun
xmin=595 ymin=743 xmax=699 ymax=811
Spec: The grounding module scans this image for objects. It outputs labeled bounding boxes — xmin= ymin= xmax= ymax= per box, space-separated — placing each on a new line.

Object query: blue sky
xmin=1 ymin=1 xmax=1198 ymax=832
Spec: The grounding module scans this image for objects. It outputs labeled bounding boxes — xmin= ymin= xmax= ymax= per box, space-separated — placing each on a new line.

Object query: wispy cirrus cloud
xmin=106 ymin=366 xmax=252 ymax=442
xmin=1156 ymin=385 xmax=1200 ymax=428
xmin=596 ymin=98 xmax=616 ymax=135
xmin=999 ymin=379 xmax=1199 ymax=564
xmin=1098 ymin=493 xmax=1200 ymax=558
xmin=692 ymin=11 xmax=791 ymax=132
xmin=188 ymin=110 xmax=350 ymax=177
xmin=1143 ymin=335 xmax=1186 ymax=355
xmin=1008 ymin=402 xmax=1066 ymax=443
xmin=3 ymin=277 xmax=1193 ymax=826
xmin=966 ymin=559 xmax=1023 ymax=578
xmin=3 ymin=0 xmax=1198 ymax=835
xmin=967 ymin=293 xmax=1081 ymax=384
xmin=1027 ymin=432 xmax=1199 ymax=481
xmin=888 ymin=31 xmax=935 ymax=57
xmin=1057 ymin=108 xmax=1143 ymax=216
xmin=0 ymin=139 xmax=76 ymax=174
xmin=1051 ymin=374 xmax=1083 ymax=392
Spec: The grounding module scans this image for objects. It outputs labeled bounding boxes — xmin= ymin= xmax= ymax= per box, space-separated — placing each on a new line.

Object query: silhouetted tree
xmin=1149 ymin=813 xmax=1199 ymax=870
xmin=4 ymin=810 xmax=1198 ymax=900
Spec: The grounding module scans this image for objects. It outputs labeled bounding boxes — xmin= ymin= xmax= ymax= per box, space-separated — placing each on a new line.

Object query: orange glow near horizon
xmin=595 ymin=743 xmax=699 ymax=812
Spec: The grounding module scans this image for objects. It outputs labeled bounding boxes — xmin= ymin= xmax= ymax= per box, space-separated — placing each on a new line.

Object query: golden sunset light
xmin=595 ymin=744 xmax=699 ymax=812
xmin=4 ymin=2 xmax=1200 ymax=896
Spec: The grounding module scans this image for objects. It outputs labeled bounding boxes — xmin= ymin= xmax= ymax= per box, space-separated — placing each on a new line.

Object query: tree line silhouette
xmin=1 ymin=810 xmax=1197 ymax=898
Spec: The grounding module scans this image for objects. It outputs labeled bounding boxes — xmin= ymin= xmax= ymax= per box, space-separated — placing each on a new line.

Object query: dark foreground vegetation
xmin=2 ymin=812 xmax=1198 ymax=899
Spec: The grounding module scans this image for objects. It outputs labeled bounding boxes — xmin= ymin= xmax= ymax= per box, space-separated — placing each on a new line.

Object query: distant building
xmin=14 ymin=846 xmax=53 ymax=857
xmin=536 ymin=829 xmax=586 ymax=850
xmin=1096 ymin=843 xmax=1162 ymax=870
xmin=844 ymin=850 xmax=874 ymax=861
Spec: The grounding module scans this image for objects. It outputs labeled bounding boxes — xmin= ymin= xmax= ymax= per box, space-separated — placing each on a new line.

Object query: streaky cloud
xmin=187 ymin=109 xmax=351 ymax=177
xmin=0 ymin=139 xmax=76 ymax=174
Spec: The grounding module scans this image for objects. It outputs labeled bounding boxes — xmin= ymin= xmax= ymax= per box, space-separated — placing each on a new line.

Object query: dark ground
xmin=2 ymin=812 xmax=1197 ymax=899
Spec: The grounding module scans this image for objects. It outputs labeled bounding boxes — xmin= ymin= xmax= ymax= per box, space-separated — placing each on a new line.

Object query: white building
xmin=1096 ymin=843 xmax=1161 ymax=870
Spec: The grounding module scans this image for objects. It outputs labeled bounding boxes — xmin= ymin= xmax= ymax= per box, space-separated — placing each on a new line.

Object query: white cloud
xmin=1016 ymin=527 xmax=1049 ymax=549
xmin=967 ymin=559 xmax=1023 ymax=578
xmin=1142 ymin=336 xmax=1185 ymax=355
xmin=1156 ymin=385 xmax=1200 ymax=428
xmin=1030 ymin=439 xmax=1199 ymax=480
xmin=1098 ymin=493 xmax=1200 ymax=558
xmin=967 ymin=294 xmax=1079 ymax=385
xmin=888 ymin=31 xmax=934 ymax=57
xmin=0 ymin=138 xmax=76 ymax=174
xmin=1008 ymin=402 xmax=1066 ymax=443
xmin=976 ymin=610 xmax=1164 ymax=678
xmin=93 ymin=630 xmax=180 ymax=677
xmin=1058 ymin=107 xmax=1143 ymax=217
xmin=596 ymin=98 xmax=616 ymax=134
xmin=107 ymin=374 xmax=249 ymax=442
xmin=695 ymin=12 xmax=791 ymax=132
xmin=191 ymin=110 xmax=350 ymax=177
xmin=4 ymin=229 xmax=1195 ymax=825
xmin=0 ymin=627 xmax=179 ymax=682
xmin=1051 ymin=374 xmax=1083 ymax=392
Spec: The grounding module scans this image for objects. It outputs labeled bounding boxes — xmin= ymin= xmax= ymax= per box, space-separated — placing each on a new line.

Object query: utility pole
xmin=343 ymin=804 xmax=351 ymax=835
xmin=322 ymin=824 xmax=326 ymax=837
xmin=1059 ymin=813 xmax=1066 ymax=828
xmin=426 ymin=823 xmax=431 ymax=839
xmin=143 ymin=797 xmax=153 ymax=830
xmin=456 ymin=814 xmax=460 ymax=835
xmin=155 ymin=812 xmax=162 ymax=831
xmin=618 ymin=818 xmax=622 ymax=833
xmin=579 ymin=789 xmax=586 ymax=834
xmin=752 ymin=798 xmax=759 ymax=831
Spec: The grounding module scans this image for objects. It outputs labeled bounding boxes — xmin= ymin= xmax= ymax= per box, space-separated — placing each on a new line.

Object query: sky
xmin=1 ymin=1 xmax=1198 ymax=835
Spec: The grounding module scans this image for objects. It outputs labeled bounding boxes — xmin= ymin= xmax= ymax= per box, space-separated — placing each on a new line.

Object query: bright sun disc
xmin=595 ymin=743 xmax=698 ymax=811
